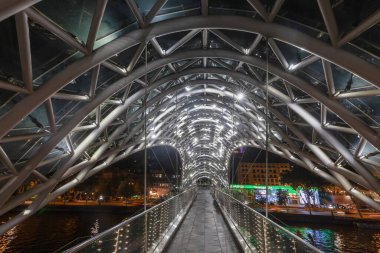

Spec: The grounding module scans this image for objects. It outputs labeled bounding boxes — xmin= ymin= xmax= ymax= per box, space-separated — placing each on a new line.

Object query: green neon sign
xmin=230 ymin=184 xmax=298 ymax=194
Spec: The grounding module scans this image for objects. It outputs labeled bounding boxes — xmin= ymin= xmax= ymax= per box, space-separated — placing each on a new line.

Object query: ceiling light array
xmin=138 ymin=81 xmax=284 ymax=185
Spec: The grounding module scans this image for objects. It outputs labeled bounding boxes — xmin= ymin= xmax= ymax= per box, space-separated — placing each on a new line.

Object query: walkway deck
xmin=165 ymin=188 xmax=241 ymax=253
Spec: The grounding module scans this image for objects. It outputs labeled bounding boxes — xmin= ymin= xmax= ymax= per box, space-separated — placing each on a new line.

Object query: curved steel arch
xmin=1 ymin=62 xmax=378 ymax=215
xmin=0 ymin=15 xmax=379 ymax=140
xmin=111 ymin=81 xmax=380 ymax=211
xmin=95 ymin=82 xmax=374 ymax=203
xmin=140 ymin=67 xmax=380 ymax=192
xmin=0 ymin=3 xmax=380 ymax=235
xmin=2 ymin=48 xmax=376 ymax=201
xmin=152 ymin=86 xmax=373 ymax=190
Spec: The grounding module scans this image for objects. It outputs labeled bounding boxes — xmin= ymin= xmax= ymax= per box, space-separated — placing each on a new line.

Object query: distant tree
xmin=256 ymin=195 xmax=267 ymax=205
xmin=276 ymin=190 xmax=289 ymax=206
xmin=281 ymin=166 xmax=331 ymax=213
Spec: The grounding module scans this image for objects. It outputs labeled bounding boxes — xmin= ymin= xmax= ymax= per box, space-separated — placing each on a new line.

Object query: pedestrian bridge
xmin=0 ymin=0 xmax=380 ymax=249
xmin=64 ymin=187 xmax=320 ymax=253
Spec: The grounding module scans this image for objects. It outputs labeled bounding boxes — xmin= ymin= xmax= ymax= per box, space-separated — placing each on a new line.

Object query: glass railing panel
xmin=64 ymin=187 xmax=196 ymax=253
xmin=73 ymin=213 xmax=147 ymax=253
xmin=214 ymin=188 xmax=321 ymax=253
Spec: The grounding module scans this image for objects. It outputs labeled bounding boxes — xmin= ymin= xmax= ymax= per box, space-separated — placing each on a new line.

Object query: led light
xmin=237 ymin=93 xmax=244 ymax=100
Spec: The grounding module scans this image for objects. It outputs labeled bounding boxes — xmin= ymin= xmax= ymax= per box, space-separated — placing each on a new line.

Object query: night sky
xmin=235 ymin=147 xmax=289 ymax=163
xmin=111 ymin=146 xmax=289 ymax=181
xmin=113 ymin=146 xmax=181 ymax=176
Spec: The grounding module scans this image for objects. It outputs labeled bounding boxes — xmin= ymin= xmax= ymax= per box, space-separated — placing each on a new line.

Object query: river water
xmin=0 ymin=211 xmax=127 ymax=253
xmin=1 ymin=211 xmax=380 ymax=253
xmin=286 ymin=222 xmax=380 ymax=253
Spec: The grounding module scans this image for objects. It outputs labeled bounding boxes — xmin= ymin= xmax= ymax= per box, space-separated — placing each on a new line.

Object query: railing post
xmin=213 ymin=188 xmax=322 ymax=253
xmin=62 ymin=187 xmax=196 ymax=253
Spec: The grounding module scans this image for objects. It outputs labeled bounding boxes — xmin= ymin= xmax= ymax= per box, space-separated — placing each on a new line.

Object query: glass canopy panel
xmin=10 ymin=104 xmax=49 ymax=134
xmin=109 ymin=44 xmax=141 ymax=69
xmin=296 ymin=68 xmax=328 ymax=93
xmin=326 ymin=110 xmax=350 ymax=128
xmin=42 ymin=139 xmax=70 ymax=161
xmin=95 ymin=66 xmax=123 ymax=92
xmin=330 ymin=129 xmax=359 ymax=151
xmin=222 ymin=30 xmax=259 ymax=48
xmin=59 ymin=69 xmax=92 ymax=95
xmin=152 ymin=0 xmax=201 ymax=23
xmin=332 ymin=64 xmax=369 ymax=91
xmin=2 ymin=138 xmax=44 ymax=168
xmin=101 ymin=104 xmax=118 ymax=119
xmin=35 ymin=160 xmax=61 ymax=176
xmin=30 ymin=21 xmax=77 ymax=84
xmin=33 ymin=52 xmax=85 ymax=85
xmin=278 ymin=0 xmax=326 ymax=35
xmin=0 ymin=91 xmax=19 ymax=118
xmin=208 ymin=0 xmax=259 ymax=16
xmin=71 ymin=129 xmax=93 ymax=147
xmin=162 ymin=0 xmax=201 ymax=14
xmin=273 ymin=105 xmax=290 ymax=119
xmin=353 ymin=25 xmax=380 ymax=62
xmin=35 ymin=0 xmax=96 ymax=43
xmin=0 ymin=0 xmax=380 ymax=228
xmin=352 ymin=96 xmax=380 ymax=126
xmin=275 ymin=16 xmax=330 ymax=44
xmin=275 ymin=40 xmax=313 ymax=67
xmin=156 ymin=30 xmax=194 ymax=51
xmin=342 ymin=97 xmax=380 ymax=126
xmin=271 ymin=80 xmax=288 ymax=95
xmin=96 ymin=0 xmax=137 ymax=43
xmin=126 ymin=82 xmax=144 ymax=98
xmin=52 ymin=99 xmax=85 ymax=127
xmin=0 ymin=17 xmax=22 ymax=83
xmin=341 ymin=41 xmax=380 ymax=68
xmin=133 ymin=0 xmax=157 ymax=16
xmin=361 ymin=141 xmax=380 ymax=165
xmin=332 ymin=1 xmax=380 ymax=36
xmin=301 ymin=103 xmax=321 ymax=119
xmin=207 ymin=32 xmax=236 ymax=51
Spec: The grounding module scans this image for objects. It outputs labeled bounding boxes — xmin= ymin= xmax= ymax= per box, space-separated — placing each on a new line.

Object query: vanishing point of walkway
xmin=165 ymin=188 xmax=241 ymax=253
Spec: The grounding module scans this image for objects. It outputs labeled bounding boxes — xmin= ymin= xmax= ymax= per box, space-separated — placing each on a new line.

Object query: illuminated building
xmin=147 ymin=170 xmax=171 ymax=198
xmin=236 ymin=162 xmax=291 ymax=185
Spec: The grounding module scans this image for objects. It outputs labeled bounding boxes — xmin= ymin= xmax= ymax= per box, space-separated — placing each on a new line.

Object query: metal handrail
xmin=63 ymin=187 xmax=196 ymax=253
xmin=52 ymin=236 xmax=91 ymax=253
xmin=215 ymin=188 xmax=323 ymax=253
xmin=224 ymin=188 xmax=290 ymax=227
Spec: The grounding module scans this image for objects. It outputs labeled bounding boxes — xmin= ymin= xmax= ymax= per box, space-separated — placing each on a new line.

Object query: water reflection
xmin=0 ymin=225 xmax=17 ymax=253
xmin=0 ymin=212 xmax=126 ymax=253
xmin=287 ymin=223 xmax=380 ymax=253
xmin=2 ymin=211 xmax=380 ymax=253
xmin=90 ymin=219 xmax=100 ymax=236
xmin=62 ymin=217 xmax=79 ymax=234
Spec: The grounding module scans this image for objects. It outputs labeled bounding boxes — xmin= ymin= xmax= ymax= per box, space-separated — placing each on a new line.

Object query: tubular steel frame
xmin=0 ymin=0 xmax=379 ymax=235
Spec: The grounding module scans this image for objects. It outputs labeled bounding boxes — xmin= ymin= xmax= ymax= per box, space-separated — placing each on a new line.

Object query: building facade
xmin=236 ymin=163 xmax=290 ymax=185
xmin=147 ymin=170 xmax=171 ymax=198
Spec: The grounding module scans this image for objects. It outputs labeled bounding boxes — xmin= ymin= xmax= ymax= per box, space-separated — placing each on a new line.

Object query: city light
xmin=237 ymin=93 xmax=244 ymax=100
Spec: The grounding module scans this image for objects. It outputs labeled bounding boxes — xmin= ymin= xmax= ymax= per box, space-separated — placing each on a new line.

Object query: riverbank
xmin=39 ymin=204 xmax=143 ymax=214
xmin=2 ymin=209 xmax=380 ymax=253
xmin=14 ymin=200 xmax=158 ymax=214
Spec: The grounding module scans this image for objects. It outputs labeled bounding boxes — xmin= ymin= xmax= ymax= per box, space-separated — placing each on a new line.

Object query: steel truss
xmin=0 ymin=0 xmax=379 ymax=235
